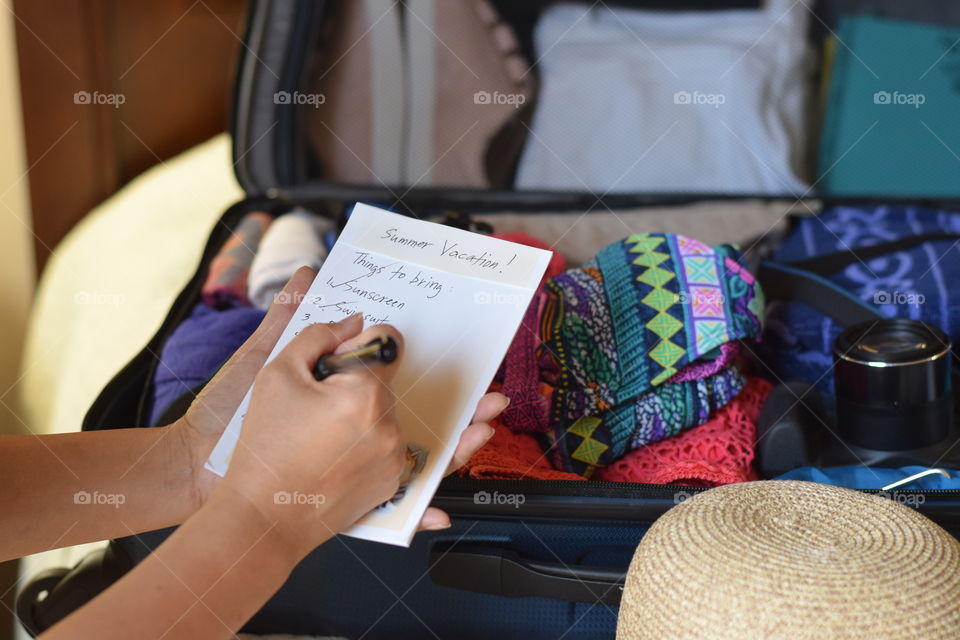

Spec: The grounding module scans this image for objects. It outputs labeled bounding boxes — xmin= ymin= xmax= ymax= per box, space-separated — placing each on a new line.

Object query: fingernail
xmin=483 ymin=425 xmax=496 ymax=444
xmin=426 ymin=522 xmax=452 ymax=531
xmin=497 ymin=395 xmax=512 ymax=414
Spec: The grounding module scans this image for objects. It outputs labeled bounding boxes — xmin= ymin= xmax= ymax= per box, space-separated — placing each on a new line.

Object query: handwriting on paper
xmin=206 ymin=203 xmax=551 ymax=547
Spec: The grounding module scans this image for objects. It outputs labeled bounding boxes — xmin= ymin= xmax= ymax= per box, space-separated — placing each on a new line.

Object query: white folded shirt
xmin=516 ymin=0 xmax=813 ymax=194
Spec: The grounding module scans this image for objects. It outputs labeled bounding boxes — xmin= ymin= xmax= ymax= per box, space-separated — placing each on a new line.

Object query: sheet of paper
xmin=205 ymin=203 xmax=551 ymax=546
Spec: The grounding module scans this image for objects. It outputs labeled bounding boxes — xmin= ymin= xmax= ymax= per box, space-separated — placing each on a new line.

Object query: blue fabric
xmin=777 ymin=465 xmax=960 ymax=490
xmin=149 ymin=303 xmax=265 ymax=424
xmin=761 ymin=204 xmax=960 ymax=399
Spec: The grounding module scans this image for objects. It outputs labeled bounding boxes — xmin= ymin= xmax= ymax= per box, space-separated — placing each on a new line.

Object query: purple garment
xmin=149 ymin=303 xmax=265 ymax=425
xmin=666 ymin=342 xmax=741 ymax=383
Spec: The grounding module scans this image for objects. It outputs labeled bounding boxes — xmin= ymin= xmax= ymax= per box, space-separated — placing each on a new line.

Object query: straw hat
xmin=617 ymin=480 xmax=960 ymax=640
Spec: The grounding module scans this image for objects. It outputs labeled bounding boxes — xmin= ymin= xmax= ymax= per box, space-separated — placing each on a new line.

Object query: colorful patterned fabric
xmin=498 ymin=233 xmax=764 ymax=477
xmin=547 ymin=363 xmax=746 ymax=477
xmin=665 ymin=341 xmax=740 ymax=383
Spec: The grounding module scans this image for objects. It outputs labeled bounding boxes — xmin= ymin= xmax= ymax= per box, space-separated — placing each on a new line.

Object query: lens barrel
xmin=833 ymin=319 xmax=952 ymax=451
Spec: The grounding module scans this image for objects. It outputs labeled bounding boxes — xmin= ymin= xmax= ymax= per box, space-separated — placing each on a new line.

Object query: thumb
xmin=273 ymin=314 xmax=366 ymax=379
xmin=247 ymin=266 xmax=319 ymax=357
xmin=324 ymin=324 xmax=404 ymax=387
xmin=201 ymin=266 xmax=318 ymax=390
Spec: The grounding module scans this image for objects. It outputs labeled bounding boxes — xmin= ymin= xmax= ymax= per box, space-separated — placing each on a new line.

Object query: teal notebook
xmin=818 ymin=16 xmax=960 ymax=197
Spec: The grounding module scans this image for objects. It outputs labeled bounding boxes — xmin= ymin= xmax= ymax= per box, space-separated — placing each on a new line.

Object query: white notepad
xmin=205 ymin=203 xmax=551 ymax=546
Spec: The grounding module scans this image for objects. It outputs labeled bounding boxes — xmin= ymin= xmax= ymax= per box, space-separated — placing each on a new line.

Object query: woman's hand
xmin=173 ymin=267 xmax=318 ymax=512
xmin=214 ymin=318 xmax=407 ymax=558
xmin=35 ymin=273 xmax=506 ymax=638
xmin=173 ymin=266 xmax=508 ymax=533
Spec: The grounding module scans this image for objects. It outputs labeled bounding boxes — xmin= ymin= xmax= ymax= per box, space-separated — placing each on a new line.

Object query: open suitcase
xmin=17 ymin=0 xmax=960 ymax=638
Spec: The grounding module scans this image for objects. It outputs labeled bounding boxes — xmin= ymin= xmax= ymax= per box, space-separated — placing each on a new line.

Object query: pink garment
xmin=492 ymin=231 xmax=566 ymax=433
xmin=499 ymin=288 xmax=551 ymax=432
xmin=596 ymin=377 xmax=772 ymax=487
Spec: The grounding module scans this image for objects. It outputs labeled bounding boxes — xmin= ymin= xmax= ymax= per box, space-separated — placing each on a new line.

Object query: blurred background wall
xmin=14 ymin=0 xmax=249 ymax=271
xmin=1 ymin=2 xmax=249 ymax=636
xmin=0 ymin=3 xmax=36 ymax=637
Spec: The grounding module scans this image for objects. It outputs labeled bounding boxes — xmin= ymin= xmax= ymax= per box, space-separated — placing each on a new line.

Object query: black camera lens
xmin=833 ymin=319 xmax=952 ymax=451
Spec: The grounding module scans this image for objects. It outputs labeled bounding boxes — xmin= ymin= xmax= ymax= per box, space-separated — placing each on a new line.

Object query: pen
xmin=312 ymin=334 xmax=425 ymax=506
xmin=312 ymin=335 xmax=399 ymax=381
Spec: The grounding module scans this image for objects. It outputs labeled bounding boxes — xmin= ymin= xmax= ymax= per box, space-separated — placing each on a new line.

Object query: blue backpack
xmin=758 ymin=203 xmax=960 ymax=401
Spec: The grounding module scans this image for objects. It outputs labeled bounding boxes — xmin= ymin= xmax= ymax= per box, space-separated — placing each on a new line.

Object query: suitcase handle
xmin=429 ymin=545 xmax=625 ymax=605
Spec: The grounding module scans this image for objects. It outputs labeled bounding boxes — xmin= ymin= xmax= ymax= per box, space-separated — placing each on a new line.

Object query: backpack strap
xmin=757 ymin=261 xmax=883 ymax=327
xmin=785 ymin=232 xmax=960 ymax=276
xmin=759 ymin=232 xmax=960 ymax=327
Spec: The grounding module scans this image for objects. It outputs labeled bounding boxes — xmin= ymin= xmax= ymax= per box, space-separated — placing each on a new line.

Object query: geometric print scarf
xmin=499 ymin=233 xmax=765 ymax=477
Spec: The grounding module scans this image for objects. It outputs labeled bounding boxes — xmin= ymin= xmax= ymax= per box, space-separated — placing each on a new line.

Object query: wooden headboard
xmin=15 ymin=0 xmax=251 ymax=270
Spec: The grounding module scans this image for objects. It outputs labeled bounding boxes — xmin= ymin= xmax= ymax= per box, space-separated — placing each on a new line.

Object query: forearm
xmin=42 ymin=490 xmax=302 ymax=640
xmin=0 ymin=425 xmax=200 ymax=561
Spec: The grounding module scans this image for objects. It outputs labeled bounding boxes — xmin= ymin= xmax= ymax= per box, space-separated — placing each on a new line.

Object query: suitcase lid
xmin=229 ymin=0 xmax=819 ymax=209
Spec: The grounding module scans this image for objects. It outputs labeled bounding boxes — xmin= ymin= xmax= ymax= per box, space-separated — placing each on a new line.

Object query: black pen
xmin=312 ymin=335 xmax=398 ymax=381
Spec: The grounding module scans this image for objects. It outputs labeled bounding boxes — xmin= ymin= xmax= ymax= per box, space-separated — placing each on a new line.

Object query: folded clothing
xmin=248 ymin=208 xmax=333 ymax=310
xmin=202 ymin=211 xmax=272 ymax=309
xmin=305 ymin=0 xmax=534 ymax=188
xmin=458 ymin=419 xmax=585 ymax=482
xmin=817 ymin=16 xmax=960 ymax=197
xmin=546 ymin=363 xmax=745 ymax=477
xmin=150 ymin=303 xmax=265 ymax=425
xmin=515 ymin=0 xmax=811 ymax=193
xmin=402 ymin=0 xmax=535 ymax=187
xmin=761 ymin=204 xmax=960 ymax=398
xmin=597 ymin=377 xmax=771 ymax=486
xmin=777 ymin=466 xmax=960 ymax=490
xmin=499 ymin=233 xmax=764 ymax=476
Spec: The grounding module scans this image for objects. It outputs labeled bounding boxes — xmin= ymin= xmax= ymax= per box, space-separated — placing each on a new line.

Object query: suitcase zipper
xmin=435 ymin=477 xmax=960 ymax=527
